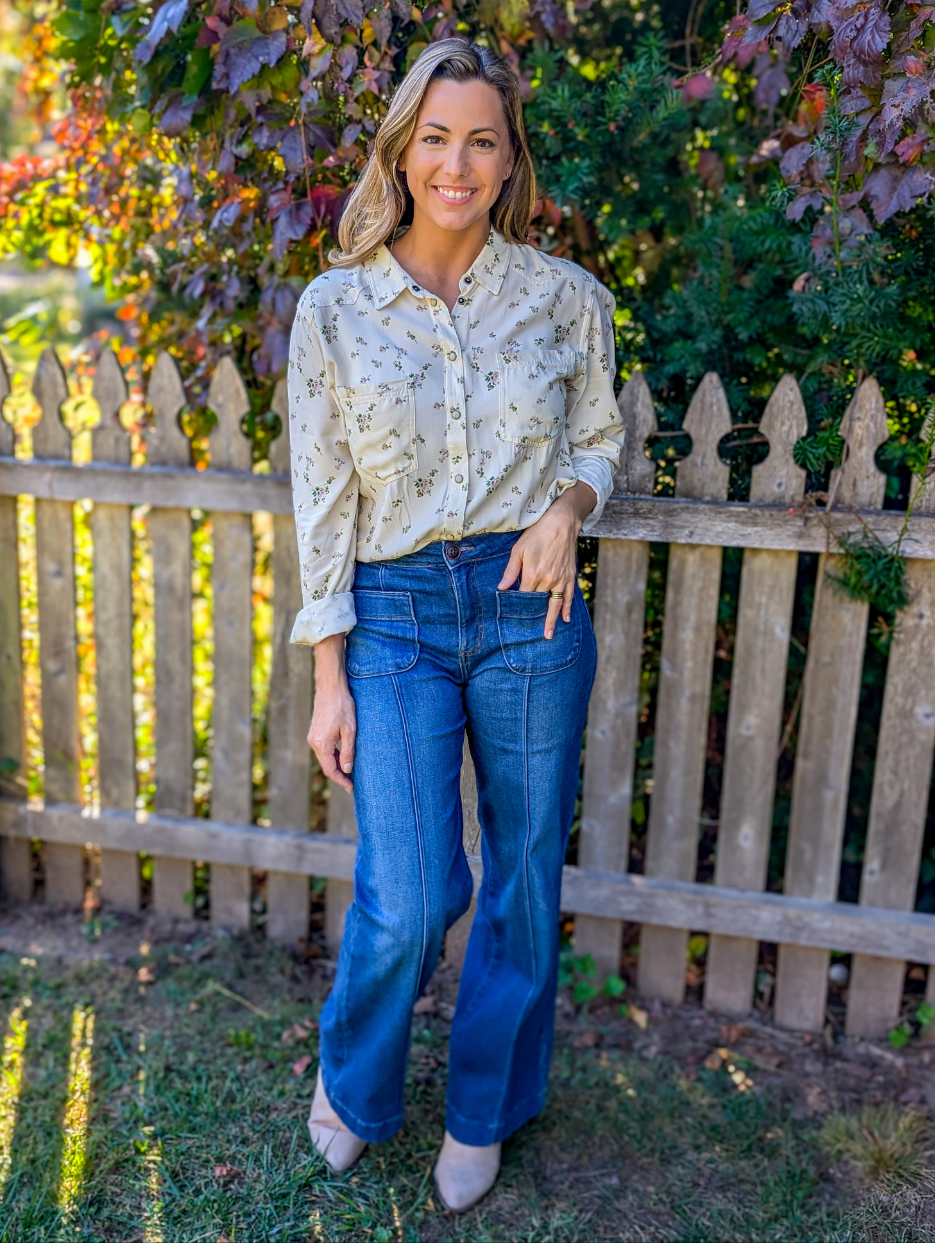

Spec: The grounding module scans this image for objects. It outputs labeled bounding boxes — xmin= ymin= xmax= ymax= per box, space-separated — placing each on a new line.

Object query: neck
xmin=390 ymin=210 xmax=491 ymax=308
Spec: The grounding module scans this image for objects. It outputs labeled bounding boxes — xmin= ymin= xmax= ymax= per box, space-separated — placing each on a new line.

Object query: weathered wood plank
xmin=0 ymin=351 xmax=29 ymax=900
xmin=576 ymin=372 xmax=656 ymax=980
xmin=146 ymin=354 xmax=194 ymax=916
xmin=845 ymin=462 xmax=935 ymax=1037
xmin=33 ymin=349 xmax=84 ymax=906
xmin=4 ymin=795 xmax=935 ymax=964
xmin=705 ymin=375 xmax=807 ymax=1015
xmin=266 ymin=381 xmax=313 ymax=943
xmin=205 ymin=358 xmax=254 ymax=932
xmin=639 ymin=373 xmax=732 ymax=1003
xmin=0 ymin=457 xmax=291 ymax=514
xmin=775 ymin=379 xmax=889 ymax=1031
xmin=325 ymin=782 xmax=357 ymax=956
xmin=444 ymin=737 xmax=481 ymax=971
xmin=90 ymin=349 xmax=139 ymax=909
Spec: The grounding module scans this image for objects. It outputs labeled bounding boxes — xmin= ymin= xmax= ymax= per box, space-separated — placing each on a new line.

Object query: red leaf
xmin=292 ymin=1054 xmax=313 ymax=1076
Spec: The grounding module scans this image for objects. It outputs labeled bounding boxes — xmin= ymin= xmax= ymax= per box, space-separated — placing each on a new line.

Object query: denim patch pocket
xmin=335 ymin=377 xmax=417 ymax=482
xmin=497 ymin=348 xmax=581 ymax=447
xmin=496 ymin=589 xmax=582 ymax=675
xmin=345 ymin=590 xmax=419 ymax=678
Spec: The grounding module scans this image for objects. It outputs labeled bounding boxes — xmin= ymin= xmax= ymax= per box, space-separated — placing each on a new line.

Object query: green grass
xmin=0 ymin=933 xmax=928 ymax=1242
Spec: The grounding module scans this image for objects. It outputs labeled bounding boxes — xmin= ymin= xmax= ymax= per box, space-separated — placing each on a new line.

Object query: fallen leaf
xmin=213 ymin=1165 xmax=241 ymax=1180
xmin=292 ymin=1054 xmax=313 ymax=1077
xmin=413 ymin=996 xmax=436 ymax=1015
xmin=137 ymin=966 xmax=157 ymax=985
xmin=719 ymin=1022 xmax=748 ymax=1044
xmin=629 ymin=1005 xmax=649 ymax=1031
xmin=572 ymin=1029 xmax=600 ymax=1048
xmin=703 ymin=1050 xmax=724 ymax=1071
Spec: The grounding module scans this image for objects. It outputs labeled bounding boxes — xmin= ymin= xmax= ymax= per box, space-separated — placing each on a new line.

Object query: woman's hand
xmin=497 ymin=481 xmax=597 ymax=639
xmin=308 ymin=633 xmax=356 ymax=791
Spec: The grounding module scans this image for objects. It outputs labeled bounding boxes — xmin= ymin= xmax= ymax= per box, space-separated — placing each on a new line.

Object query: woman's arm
xmin=309 ymin=634 xmax=357 ymax=792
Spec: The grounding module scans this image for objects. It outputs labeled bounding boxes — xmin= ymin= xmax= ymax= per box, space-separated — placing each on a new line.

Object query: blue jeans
xmin=318 ymin=531 xmax=597 ymax=1146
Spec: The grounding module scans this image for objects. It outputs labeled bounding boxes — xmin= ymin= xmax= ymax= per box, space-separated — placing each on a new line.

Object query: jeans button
xmin=445 ymin=543 xmax=460 ymax=560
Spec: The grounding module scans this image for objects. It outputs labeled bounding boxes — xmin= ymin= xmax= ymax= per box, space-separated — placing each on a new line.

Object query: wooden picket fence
xmin=3 ymin=343 xmax=935 ymax=1040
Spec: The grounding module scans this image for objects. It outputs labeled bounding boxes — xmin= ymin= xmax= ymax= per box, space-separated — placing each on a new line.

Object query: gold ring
xmin=550 ymin=590 xmax=564 ymax=600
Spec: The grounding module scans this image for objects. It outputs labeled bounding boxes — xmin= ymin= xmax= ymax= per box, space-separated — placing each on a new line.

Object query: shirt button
xmin=464 ymin=276 xmax=472 ymax=284
xmin=430 ymin=298 xmax=437 ymax=306
xmin=412 ymin=284 xmax=420 ymax=292
xmin=457 ymin=296 xmax=465 ymax=304
xmin=455 ymin=473 xmax=464 ymax=484
xmin=447 ymin=350 xmax=457 ymax=360
xmin=445 ymin=543 xmax=461 ymax=560
xmin=451 ymin=410 xmax=461 ymax=419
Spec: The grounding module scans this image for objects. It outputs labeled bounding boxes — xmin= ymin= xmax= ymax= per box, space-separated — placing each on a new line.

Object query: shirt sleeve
xmin=287 ymin=291 xmax=359 ymax=646
xmin=563 ymin=275 xmax=624 ymax=534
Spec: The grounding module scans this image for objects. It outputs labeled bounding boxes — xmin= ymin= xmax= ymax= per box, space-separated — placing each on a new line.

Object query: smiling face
xmin=397 ymin=76 xmax=515 ymax=236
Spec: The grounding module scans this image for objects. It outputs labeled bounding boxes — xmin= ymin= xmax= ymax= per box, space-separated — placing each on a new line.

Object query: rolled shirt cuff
xmin=573 ymin=457 xmax=615 ymax=534
xmin=289 ymin=591 xmax=357 ymax=646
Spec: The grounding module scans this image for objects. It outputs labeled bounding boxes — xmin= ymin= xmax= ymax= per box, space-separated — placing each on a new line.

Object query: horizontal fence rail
xmin=2 ymin=343 xmax=935 ymax=1039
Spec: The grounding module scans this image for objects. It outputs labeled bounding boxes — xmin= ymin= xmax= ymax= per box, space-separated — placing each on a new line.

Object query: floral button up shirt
xmin=287 ymin=228 xmax=623 ymax=645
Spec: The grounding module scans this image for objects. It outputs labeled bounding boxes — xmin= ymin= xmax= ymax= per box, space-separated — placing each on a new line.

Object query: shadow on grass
xmin=0 ymin=929 xmax=929 ymax=1242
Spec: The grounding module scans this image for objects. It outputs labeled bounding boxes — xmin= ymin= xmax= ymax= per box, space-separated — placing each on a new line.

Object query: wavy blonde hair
xmin=330 ymin=38 xmax=536 ymax=268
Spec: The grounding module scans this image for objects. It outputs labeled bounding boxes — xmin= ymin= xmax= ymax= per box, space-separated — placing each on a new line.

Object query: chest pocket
xmin=497 ymin=348 xmax=581 ymax=448
xmin=336 ymin=377 xmax=417 ymax=482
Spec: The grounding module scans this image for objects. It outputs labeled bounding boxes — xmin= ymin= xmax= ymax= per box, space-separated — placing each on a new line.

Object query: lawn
xmin=0 ymin=907 xmax=931 ymax=1243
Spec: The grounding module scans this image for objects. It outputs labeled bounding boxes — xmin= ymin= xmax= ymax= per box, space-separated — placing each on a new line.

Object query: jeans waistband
xmin=363 ymin=531 xmax=521 ymax=569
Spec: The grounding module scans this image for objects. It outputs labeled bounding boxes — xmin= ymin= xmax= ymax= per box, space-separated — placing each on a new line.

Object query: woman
xmin=287 ymin=37 xmax=623 ymax=1212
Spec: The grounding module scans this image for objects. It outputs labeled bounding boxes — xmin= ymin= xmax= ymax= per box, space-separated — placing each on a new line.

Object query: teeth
xmin=435 ymin=187 xmax=476 ymax=201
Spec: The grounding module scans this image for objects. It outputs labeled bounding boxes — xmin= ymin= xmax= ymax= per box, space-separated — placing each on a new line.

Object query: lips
xmin=433 ymin=186 xmax=478 ymax=202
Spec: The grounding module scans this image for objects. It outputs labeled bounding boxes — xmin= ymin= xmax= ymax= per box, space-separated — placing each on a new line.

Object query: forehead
xmin=417 ymin=77 xmax=507 ymax=128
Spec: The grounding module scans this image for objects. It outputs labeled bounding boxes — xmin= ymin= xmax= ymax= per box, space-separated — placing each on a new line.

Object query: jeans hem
xmin=321 ymin=1065 xmax=404 ymax=1143
xmin=444 ymin=1088 xmax=546 ymax=1146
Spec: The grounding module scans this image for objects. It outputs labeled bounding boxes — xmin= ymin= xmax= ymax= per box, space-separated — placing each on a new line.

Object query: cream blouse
xmin=287 ymin=228 xmax=624 ymax=645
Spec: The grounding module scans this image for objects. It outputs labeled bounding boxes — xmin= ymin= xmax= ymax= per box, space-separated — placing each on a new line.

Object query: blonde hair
xmin=330 ymin=38 xmax=536 ymax=267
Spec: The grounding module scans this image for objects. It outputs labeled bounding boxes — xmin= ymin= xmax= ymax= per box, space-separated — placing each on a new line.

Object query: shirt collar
xmin=365 ymin=227 xmax=511 ymax=309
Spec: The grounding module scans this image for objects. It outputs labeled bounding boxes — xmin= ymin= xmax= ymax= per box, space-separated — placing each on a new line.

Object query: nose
xmin=442 ymin=140 xmax=472 ymax=179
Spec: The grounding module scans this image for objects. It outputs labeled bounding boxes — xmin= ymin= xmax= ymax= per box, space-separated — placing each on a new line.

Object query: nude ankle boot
xmin=433 ymin=1131 xmax=501 ymax=1212
xmin=308 ymin=1066 xmax=367 ymax=1173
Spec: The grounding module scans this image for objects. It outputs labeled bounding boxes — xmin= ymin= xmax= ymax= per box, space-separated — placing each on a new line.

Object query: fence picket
xmin=91 ymin=349 xmax=139 ymax=909
xmin=575 ymin=372 xmax=657 ymax=981
xmin=266 ymin=378 xmax=313 ymax=942
xmin=774 ymin=378 xmax=889 ymax=1031
xmin=32 ymin=348 xmax=83 ymax=905
xmin=147 ymin=352 xmax=194 ymax=917
xmin=705 ymin=375 xmax=806 ymax=1014
xmin=206 ymin=357 xmax=254 ymax=931
xmin=638 ymin=372 xmax=732 ymax=1003
xmin=0 ymin=351 xmax=29 ymax=900
xmin=845 ymin=463 xmax=935 ymax=1036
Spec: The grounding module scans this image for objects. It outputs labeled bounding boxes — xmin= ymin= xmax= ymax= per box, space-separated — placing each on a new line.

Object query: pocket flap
xmin=353 ymin=589 xmax=415 ymax=622
xmin=496 ymin=589 xmax=550 ymax=619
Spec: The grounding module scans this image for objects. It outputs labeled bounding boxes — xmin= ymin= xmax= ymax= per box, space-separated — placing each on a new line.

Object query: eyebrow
xmin=418 ymin=122 xmax=500 ymax=136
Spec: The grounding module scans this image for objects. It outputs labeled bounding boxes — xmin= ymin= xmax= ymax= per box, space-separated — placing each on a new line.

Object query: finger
xmin=562 ymin=577 xmax=575 ymax=624
xmin=338 ymin=720 xmax=356 ymax=777
xmin=498 ymin=547 xmax=523 ymax=591
xmin=544 ymin=595 xmax=563 ymax=640
xmin=308 ymin=725 xmax=351 ymax=792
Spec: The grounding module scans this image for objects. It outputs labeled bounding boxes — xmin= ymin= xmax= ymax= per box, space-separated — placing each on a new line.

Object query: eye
xmin=421 ymin=135 xmax=444 ymax=144
xmin=473 ymin=138 xmax=495 ymax=148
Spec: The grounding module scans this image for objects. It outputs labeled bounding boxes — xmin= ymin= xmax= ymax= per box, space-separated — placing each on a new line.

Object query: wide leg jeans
xmin=318 ymin=531 xmax=597 ymax=1146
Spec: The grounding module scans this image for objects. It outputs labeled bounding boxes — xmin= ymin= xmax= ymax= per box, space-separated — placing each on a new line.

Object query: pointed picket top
xmin=677 ymin=371 xmax=732 ymax=502
xmin=31 ymin=347 xmax=71 ymax=461
xmin=206 ymin=356 xmax=252 ymax=472
xmin=614 ymin=371 xmax=656 ymax=497
xmin=749 ymin=374 xmax=808 ymax=505
xmin=91 ymin=347 xmax=131 ymax=466
xmin=268 ymin=377 xmax=290 ymax=475
xmin=0 ymin=348 xmax=12 ymax=457
xmin=146 ymin=351 xmax=190 ymax=468
xmin=828 ymin=376 xmax=888 ymax=510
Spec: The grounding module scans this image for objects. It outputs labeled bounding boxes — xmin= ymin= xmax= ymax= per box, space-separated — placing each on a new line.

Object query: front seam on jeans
xmin=491 ymin=674 xmax=538 ymax=1128
xmin=391 ymin=672 xmax=431 ymax=1017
